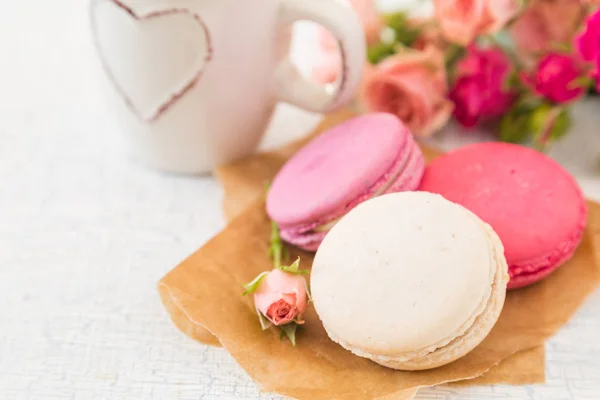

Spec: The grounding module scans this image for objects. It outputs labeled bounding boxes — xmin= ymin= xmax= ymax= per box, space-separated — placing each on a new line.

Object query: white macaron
xmin=311 ymin=192 xmax=509 ymax=370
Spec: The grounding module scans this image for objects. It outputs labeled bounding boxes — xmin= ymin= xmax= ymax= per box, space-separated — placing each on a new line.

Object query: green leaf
xmin=367 ymin=42 xmax=396 ymax=65
xmin=279 ymin=323 xmax=298 ymax=346
xmin=505 ymin=70 xmax=522 ymax=92
xmin=402 ymin=31 xmax=421 ymax=47
xmin=242 ymin=271 xmax=269 ymax=296
xmin=569 ymin=76 xmax=595 ymax=91
xmin=530 ymin=103 xmax=552 ymax=135
xmin=383 ymin=12 xmax=409 ymax=31
xmin=255 ymin=303 xmax=273 ymax=331
xmin=550 ymin=109 xmax=571 ymax=140
xmin=445 ymin=45 xmax=466 ymax=73
xmin=278 ymin=258 xmax=309 ymax=275
xmin=549 ymin=41 xmax=573 ymax=54
xmin=531 ymin=105 xmax=571 ymax=149
xmin=394 ymin=27 xmax=421 ymax=47
xmin=518 ymin=96 xmax=544 ymax=110
xmin=382 ymin=12 xmax=421 ymax=47
xmin=500 ymin=103 xmax=534 ymax=144
xmin=305 ymin=281 xmax=313 ymax=304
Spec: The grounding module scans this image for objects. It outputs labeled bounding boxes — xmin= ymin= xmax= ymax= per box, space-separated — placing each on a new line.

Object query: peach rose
xmin=360 ymin=47 xmax=453 ymax=137
xmin=411 ymin=19 xmax=448 ymax=53
xmin=254 ymin=269 xmax=308 ymax=326
xmin=434 ymin=0 xmax=520 ymax=45
xmin=349 ymin=0 xmax=383 ymax=45
xmin=510 ymin=0 xmax=585 ymax=59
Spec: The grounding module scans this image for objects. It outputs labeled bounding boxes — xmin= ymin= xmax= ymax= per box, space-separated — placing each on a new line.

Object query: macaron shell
xmin=419 ymin=142 xmax=586 ymax=289
xmin=508 ymin=231 xmax=583 ymax=289
xmin=278 ymin=137 xmax=425 ymax=251
xmin=382 ymin=222 xmax=509 ymax=370
xmin=267 ymin=113 xmax=408 ymax=227
xmin=311 ymin=192 xmax=497 ymax=356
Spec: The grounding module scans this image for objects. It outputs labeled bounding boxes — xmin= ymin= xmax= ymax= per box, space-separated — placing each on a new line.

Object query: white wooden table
xmin=1 ymin=1 xmax=599 ymax=399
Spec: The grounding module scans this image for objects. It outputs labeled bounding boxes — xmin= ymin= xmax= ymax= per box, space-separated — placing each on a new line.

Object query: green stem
xmin=535 ymin=106 xmax=561 ymax=151
xmin=445 ymin=44 xmax=465 ymax=72
xmin=266 ymin=181 xmax=286 ymax=268
xmin=270 ymin=220 xmax=283 ymax=268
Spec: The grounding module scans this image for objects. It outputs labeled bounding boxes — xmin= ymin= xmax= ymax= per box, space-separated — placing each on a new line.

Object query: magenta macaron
xmin=419 ymin=142 xmax=587 ymax=289
xmin=267 ymin=113 xmax=425 ymax=251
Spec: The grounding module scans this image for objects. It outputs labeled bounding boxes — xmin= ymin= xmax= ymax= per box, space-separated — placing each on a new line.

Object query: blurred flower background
xmin=311 ymin=0 xmax=600 ymax=150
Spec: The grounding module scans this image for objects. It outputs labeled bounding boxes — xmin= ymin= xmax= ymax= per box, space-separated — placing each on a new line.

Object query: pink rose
xmin=450 ymin=46 xmax=516 ymax=127
xmin=576 ymin=8 xmax=600 ymax=63
xmin=312 ymin=0 xmax=381 ymax=84
xmin=511 ymin=0 xmax=585 ymax=59
xmin=450 ymin=78 xmax=485 ymax=127
xmin=360 ymin=47 xmax=453 ymax=137
xmin=254 ymin=269 xmax=308 ymax=326
xmin=434 ymin=0 xmax=520 ymax=45
xmin=522 ymin=53 xmax=586 ymax=103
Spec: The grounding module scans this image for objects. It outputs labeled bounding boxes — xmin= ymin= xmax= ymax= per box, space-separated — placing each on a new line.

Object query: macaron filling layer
xmin=280 ymin=137 xmax=424 ymax=249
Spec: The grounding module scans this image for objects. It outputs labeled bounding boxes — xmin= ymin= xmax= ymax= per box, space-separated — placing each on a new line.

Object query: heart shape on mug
xmin=91 ymin=0 xmax=213 ymax=122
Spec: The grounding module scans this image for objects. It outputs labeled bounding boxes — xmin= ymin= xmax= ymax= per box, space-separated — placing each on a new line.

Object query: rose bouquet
xmin=313 ymin=0 xmax=600 ymax=149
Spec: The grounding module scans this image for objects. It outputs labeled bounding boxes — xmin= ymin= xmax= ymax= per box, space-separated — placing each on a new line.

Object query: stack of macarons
xmin=269 ymin=116 xmax=586 ymax=289
xmin=267 ymin=113 xmax=425 ymax=251
xmin=419 ymin=142 xmax=587 ymax=289
xmin=267 ymin=114 xmax=587 ymax=371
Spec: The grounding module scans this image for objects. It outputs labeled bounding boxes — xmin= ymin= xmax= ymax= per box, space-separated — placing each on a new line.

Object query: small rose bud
xmin=254 ymin=269 xmax=308 ymax=326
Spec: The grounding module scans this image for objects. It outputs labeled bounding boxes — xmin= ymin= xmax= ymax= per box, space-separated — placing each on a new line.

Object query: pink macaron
xmin=419 ymin=142 xmax=587 ymax=289
xmin=267 ymin=113 xmax=425 ymax=251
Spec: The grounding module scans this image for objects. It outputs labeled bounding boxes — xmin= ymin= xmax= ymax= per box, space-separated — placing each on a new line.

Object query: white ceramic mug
xmin=91 ymin=0 xmax=365 ymax=173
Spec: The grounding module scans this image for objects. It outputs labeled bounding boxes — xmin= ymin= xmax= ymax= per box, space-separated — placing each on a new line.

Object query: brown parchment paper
xmin=158 ymin=110 xmax=599 ymax=398
xmin=449 ymin=346 xmax=545 ymax=387
xmin=159 ymin=198 xmax=599 ymax=400
xmin=213 ymin=109 xmax=548 ymax=386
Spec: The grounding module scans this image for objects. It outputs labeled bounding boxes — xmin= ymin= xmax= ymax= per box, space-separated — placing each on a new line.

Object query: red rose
xmin=450 ymin=46 xmax=516 ymax=127
xmin=523 ymin=53 xmax=586 ymax=103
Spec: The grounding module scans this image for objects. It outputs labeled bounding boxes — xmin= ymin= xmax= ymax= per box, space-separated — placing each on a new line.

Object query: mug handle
xmin=275 ymin=0 xmax=366 ymax=113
